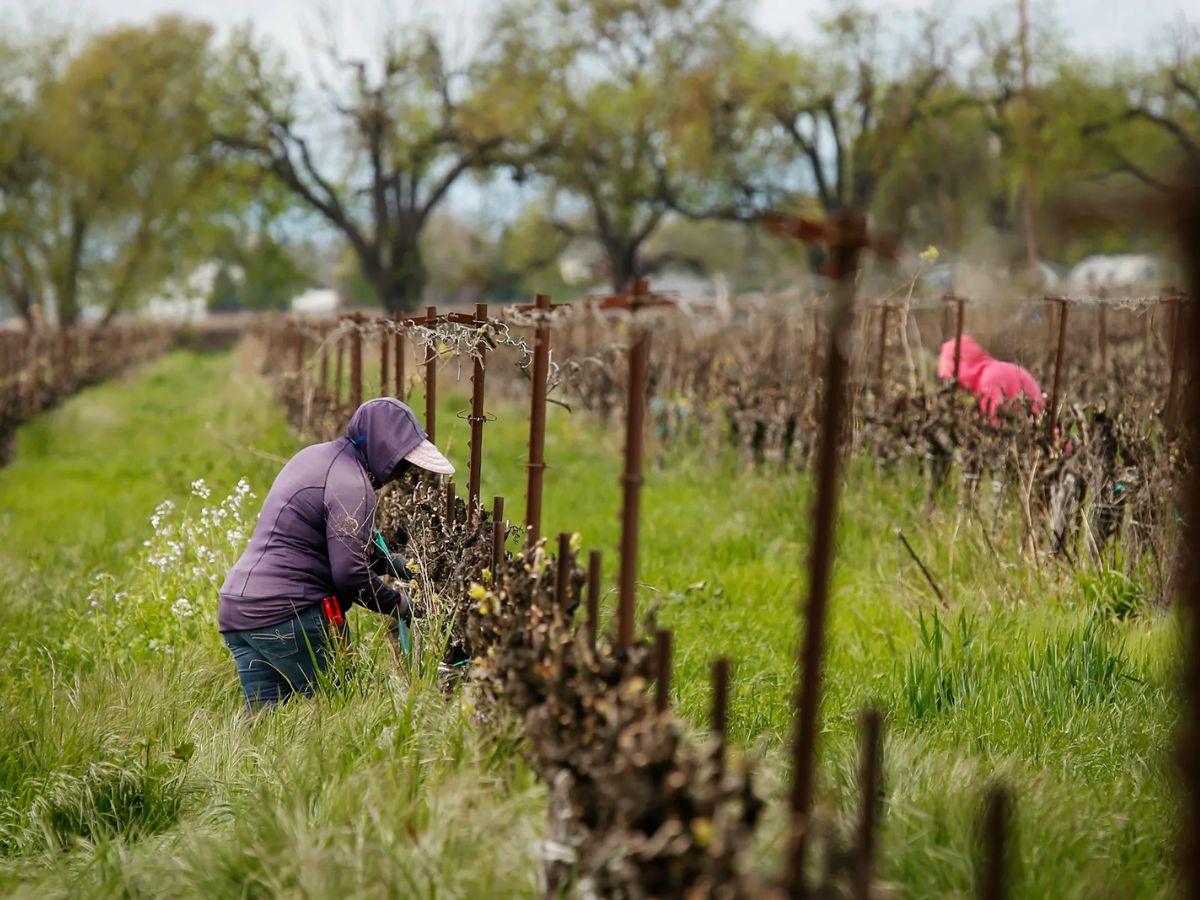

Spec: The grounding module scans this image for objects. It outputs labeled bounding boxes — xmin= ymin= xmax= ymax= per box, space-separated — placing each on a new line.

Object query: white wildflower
xmin=191 ymin=479 xmax=211 ymax=499
xmin=150 ymin=499 xmax=176 ymax=531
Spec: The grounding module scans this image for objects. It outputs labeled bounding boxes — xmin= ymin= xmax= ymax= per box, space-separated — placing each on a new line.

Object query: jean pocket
xmin=248 ymin=621 xmax=301 ymax=661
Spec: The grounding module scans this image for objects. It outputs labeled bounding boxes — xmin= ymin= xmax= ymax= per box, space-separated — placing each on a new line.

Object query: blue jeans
xmin=222 ymin=604 xmax=336 ymax=710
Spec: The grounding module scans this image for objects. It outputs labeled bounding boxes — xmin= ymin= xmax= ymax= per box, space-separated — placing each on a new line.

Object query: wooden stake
xmin=853 ymin=709 xmax=883 ymax=900
xmin=655 ymin=628 xmax=672 ymax=714
xmin=587 ymin=550 xmax=602 ymax=650
xmin=491 ymin=496 xmax=505 ymax=573
xmin=425 ymin=305 xmax=437 ymax=441
xmin=618 ymin=279 xmax=651 ymax=649
xmin=468 ymin=302 xmax=488 ymax=519
xmin=525 ymin=294 xmax=552 ymax=548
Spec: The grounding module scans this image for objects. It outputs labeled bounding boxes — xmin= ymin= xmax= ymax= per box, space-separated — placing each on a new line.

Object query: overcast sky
xmin=3 ymin=0 xmax=1194 ymax=61
xmin=2 ymin=0 xmax=1192 ymax=225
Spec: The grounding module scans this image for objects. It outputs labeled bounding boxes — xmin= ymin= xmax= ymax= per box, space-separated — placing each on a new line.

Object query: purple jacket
xmin=218 ymin=399 xmax=423 ymax=632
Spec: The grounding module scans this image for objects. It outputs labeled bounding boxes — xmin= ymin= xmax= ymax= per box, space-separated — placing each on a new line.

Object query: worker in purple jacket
xmin=218 ymin=398 xmax=454 ymax=709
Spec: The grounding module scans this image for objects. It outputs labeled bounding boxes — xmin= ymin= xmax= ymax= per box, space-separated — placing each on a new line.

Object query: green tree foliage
xmin=959 ymin=12 xmax=1131 ymax=264
xmin=642 ymin=215 xmax=806 ymax=293
xmin=207 ymin=264 xmax=242 ymax=313
xmin=488 ymin=0 xmax=749 ymax=292
xmin=40 ymin=17 xmax=221 ymax=324
xmin=1083 ymin=23 xmax=1200 ymax=194
xmin=0 ymin=37 xmax=47 ymax=325
xmin=1 ymin=0 xmax=1197 ymax=322
xmin=217 ymin=11 xmax=516 ymax=313
xmin=747 ymin=3 xmax=963 ymax=216
xmin=198 ymin=175 xmax=311 ymax=312
xmin=0 ymin=18 xmax=226 ymax=326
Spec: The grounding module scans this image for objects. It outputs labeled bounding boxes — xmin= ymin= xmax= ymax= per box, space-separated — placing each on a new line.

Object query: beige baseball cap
xmin=403 ymin=439 xmax=455 ymax=475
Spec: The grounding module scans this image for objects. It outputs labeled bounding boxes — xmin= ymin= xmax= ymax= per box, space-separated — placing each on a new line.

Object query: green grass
xmin=427 ymin=377 xmax=1180 ymax=898
xmin=0 ymin=355 xmax=1181 ymax=897
xmin=0 ymin=354 xmax=543 ymax=897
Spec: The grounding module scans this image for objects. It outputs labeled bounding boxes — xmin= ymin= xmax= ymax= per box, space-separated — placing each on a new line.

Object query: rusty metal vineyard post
xmin=853 ymin=709 xmax=883 ymax=900
xmin=948 ymin=294 xmax=967 ymax=385
xmin=393 ymin=313 xmax=405 ymax=400
xmin=1165 ymin=295 xmax=1186 ymax=434
xmin=775 ymin=210 xmax=871 ymax=897
xmin=711 ymin=656 xmax=730 ymax=778
xmin=491 ymin=496 xmax=506 ymax=573
xmin=1045 ymin=296 xmax=1070 ymax=443
xmin=468 ymin=303 xmax=489 ymax=520
xmin=425 ymin=305 xmax=437 ymax=442
xmin=297 ymin=326 xmax=312 ymax=432
xmin=810 ymin=302 xmax=822 ymax=381
xmin=876 ymin=304 xmax=891 ymax=388
xmin=320 ymin=330 xmax=329 ymax=396
xmin=554 ymin=532 xmax=573 ymax=609
xmin=1099 ymin=303 xmax=1108 ymax=374
xmin=587 ymin=550 xmax=602 ymax=650
xmin=979 ymin=785 xmax=1011 ymax=900
xmin=1175 ymin=170 xmax=1200 ymax=900
xmin=292 ymin=325 xmax=304 ymax=378
xmin=655 ymin=628 xmax=672 ymax=713
xmin=349 ymin=318 xmax=363 ymax=410
xmin=380 ymin=329 xmax=390 ymax=397
xmin=618 ymin=278 xmax=652 ymax=649
xmin=525 ymin=294 xmax=553 ymax=548
xmin=335 ymin=335 xmax=345 ymax=409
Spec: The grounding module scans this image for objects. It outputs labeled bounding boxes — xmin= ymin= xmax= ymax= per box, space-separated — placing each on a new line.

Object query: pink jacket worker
xmin=938 ymin=335 xmax=1044 ymax=417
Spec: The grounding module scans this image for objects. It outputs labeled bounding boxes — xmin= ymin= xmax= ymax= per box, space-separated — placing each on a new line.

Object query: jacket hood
xmin=938 ymin=335 xmax=992 ymax=390
xmin=345 ymin=398 xmax=428 ymax=487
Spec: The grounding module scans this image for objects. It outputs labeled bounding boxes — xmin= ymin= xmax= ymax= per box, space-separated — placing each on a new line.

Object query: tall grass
xmin=0 ymin=354 xmax=1181 ymax=897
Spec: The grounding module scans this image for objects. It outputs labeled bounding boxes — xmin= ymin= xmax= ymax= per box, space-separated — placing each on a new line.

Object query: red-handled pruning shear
xmin=321 ymin=595 xmax=345 ymax=628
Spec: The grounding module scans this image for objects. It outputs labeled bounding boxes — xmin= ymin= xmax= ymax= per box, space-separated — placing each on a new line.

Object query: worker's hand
xmin=369 ymin=550 xmax=410 ymax=577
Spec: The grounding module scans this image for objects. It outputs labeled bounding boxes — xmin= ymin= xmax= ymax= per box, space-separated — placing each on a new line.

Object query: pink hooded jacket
xmin=938 ymin=335 xmax=1044 ymax=417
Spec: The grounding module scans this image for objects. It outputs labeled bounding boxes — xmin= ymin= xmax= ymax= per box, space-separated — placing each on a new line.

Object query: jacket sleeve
xmin=324 ymin=467 xmax=413 ymax=622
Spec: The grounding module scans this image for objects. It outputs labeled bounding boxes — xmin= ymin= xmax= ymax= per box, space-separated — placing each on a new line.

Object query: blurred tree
xmin=870 ymin=98 xmax=994 ymax=254
xmin=1083 ymin=23 xmax=1200 ymax=194
xmin=498 ymin=200 xmax=574 ymax=292
xmin=198 ymin=173 xmax=311 ymax=311
xmin=0 ymin=29 xmax=71 ymax=327
xmin=752 ymin=2 xmax=963 ymax=217
xmin=218 ymin=10 xmax=522 ymax=312
xmin=33 ymin=16 xmax=222 ymax=324
xmin=661 ymin=0 xmax=972 ymax=276
xmin=488 ymin=0 xmax=750 ymax=292
xmin=0 ymin=39 xmax=44 ymax=326
xmin=207 ymin=263 xmax=242 ymax=313
xmin=642 ymin=215 xmax=805 ymax=293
